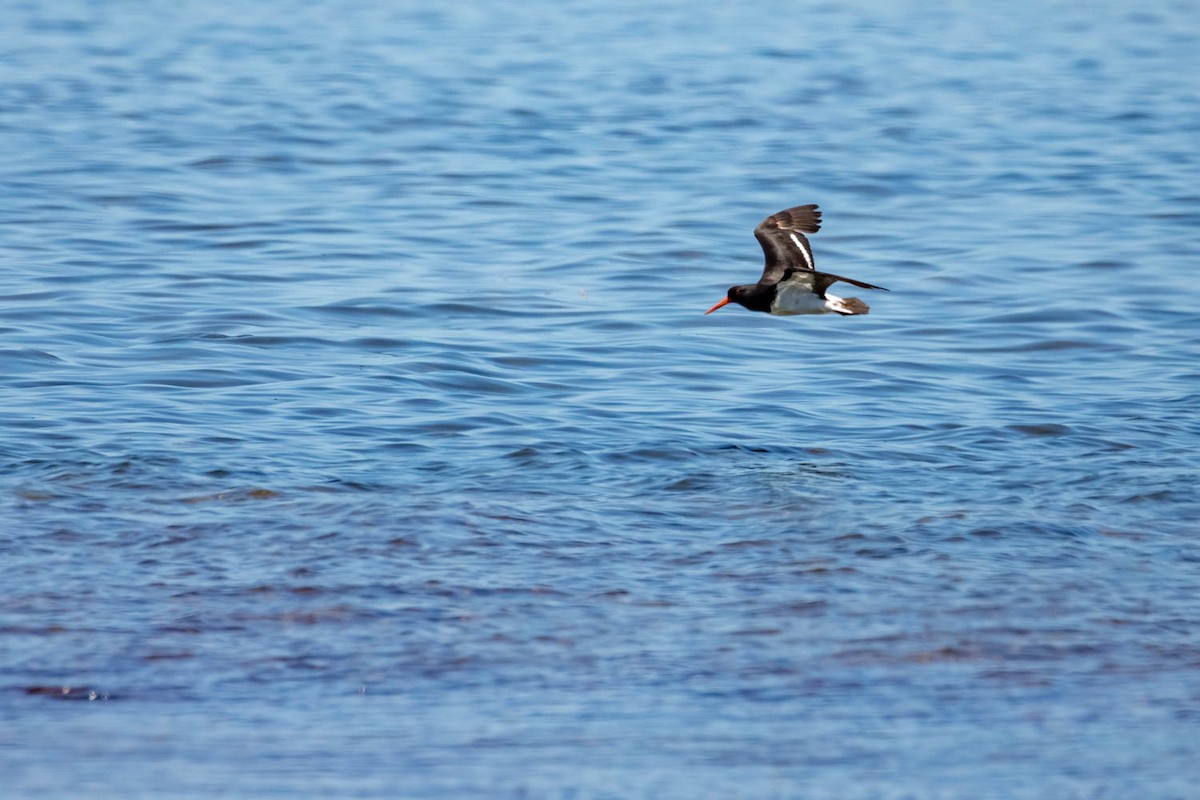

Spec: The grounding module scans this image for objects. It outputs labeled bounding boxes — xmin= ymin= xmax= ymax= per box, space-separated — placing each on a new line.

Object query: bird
xmin=705 ymin=204 xmax=887 ymax=317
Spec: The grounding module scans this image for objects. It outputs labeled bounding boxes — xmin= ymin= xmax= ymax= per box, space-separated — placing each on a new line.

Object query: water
xmin=3 ymin=1 xmax=1200 ymax=797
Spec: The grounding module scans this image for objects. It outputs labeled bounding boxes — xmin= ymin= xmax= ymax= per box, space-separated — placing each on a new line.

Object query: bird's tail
xmin=830 ymin=296 xmax=869 ymax=315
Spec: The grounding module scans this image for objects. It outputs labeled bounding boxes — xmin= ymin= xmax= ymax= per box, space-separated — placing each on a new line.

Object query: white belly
xmin=770 ymin=285 xmax=834 ymax=315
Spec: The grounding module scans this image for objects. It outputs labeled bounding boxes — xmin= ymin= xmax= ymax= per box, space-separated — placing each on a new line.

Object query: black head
xmin=705 ymin=283 xmax=773 ymax=314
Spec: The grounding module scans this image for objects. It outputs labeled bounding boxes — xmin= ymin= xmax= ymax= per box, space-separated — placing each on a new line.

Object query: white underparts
xmin=771 ymin=289 xmax=869 ymax=316
xmin=771 ymin=284 xmax=835 ymax=315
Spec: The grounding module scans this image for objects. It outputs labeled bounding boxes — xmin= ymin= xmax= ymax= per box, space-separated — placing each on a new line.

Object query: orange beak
xmin=705 ymin=297 xmax=730 ymax=315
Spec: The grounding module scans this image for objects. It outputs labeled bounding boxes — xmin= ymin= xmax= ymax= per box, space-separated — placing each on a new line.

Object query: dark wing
xmin=779 ymin=268 xmax=889 ymax=297
xmin=753 ymin=204 xmax=822 ymax=285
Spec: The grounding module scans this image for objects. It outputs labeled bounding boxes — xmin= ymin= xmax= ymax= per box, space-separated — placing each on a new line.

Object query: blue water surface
xmin=3 ymin=1 xmax=1200 ymax=798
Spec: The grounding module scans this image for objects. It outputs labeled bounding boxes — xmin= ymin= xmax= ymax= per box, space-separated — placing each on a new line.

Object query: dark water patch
xmin=24 ymin=685 xmax=113 ymax=701
xmin=981 ymin=307 xmax=1124 ymax=325
xmin=0 ymin=347 xmax=67 ymax=368
xmin=1008 ymin=422 xmax=1073 ymax=437
xmin=177 ymin=488 xmax=281 ymax=504
xmin=134 ymin=220 xmax=280 ymax=234
xmin=1010 ymin=338 xmax=1124 ymax=352
xmin=1077 ymin=259 xmax=1134 ymax=270
xmin=307 ymin=300 xmax=418 ymax=319
xmin=205 ymin=238 xmax=279 ymax=250
xmin=197 ymin=333 xmax=337 ymax=348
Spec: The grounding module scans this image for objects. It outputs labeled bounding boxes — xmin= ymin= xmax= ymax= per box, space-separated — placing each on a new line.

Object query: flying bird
xmin=705 ymin=204 xmax=887 ymax=317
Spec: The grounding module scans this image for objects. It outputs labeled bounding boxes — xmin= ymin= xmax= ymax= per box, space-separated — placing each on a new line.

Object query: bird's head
xmin=705 ymin=284 xmax=767 ymax=314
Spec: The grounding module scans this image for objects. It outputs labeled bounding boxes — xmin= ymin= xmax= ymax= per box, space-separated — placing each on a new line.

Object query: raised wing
xmin=753 ymin=204 xmax=822 ymax=285
xmin=779 ymin=268 xmax=888 ymax=297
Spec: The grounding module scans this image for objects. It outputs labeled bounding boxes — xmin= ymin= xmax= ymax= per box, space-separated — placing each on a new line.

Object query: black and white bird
xmin=705 ymin=204 xmax=887 ymax=317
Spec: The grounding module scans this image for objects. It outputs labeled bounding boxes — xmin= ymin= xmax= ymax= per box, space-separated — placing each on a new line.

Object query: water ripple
xmin=3 ymin=1 xmax=1200 ymax=797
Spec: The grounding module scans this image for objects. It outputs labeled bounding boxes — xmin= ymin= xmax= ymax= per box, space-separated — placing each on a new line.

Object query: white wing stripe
xmin=789 ymin=233 xmax=814 ymax=270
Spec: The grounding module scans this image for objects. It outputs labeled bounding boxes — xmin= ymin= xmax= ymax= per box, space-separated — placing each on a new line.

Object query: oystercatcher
xmin=705 ymin=204 xmax=887 ymax=316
